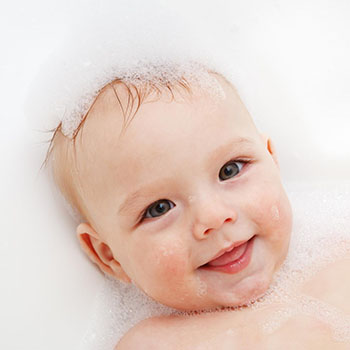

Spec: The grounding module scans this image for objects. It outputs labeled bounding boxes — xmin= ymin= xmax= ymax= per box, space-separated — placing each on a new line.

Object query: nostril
xmin=203 ymin=218 xmax=232 ymax=235
xmin=203 ymin=228 xmax=211 ymax=235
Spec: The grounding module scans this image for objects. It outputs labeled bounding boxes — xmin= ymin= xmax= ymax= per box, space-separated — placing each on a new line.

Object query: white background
xmin=1 ymin=1 xmax=350 ymax=349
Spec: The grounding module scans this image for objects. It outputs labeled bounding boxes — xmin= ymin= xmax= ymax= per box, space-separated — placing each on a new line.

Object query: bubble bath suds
xmin=24 ymin=0 xmax=236 ymax=140
xmin=253 ymin=182 xmax=350 ymax=343
xmin=79 ymin=182 xmax=350 ymax=349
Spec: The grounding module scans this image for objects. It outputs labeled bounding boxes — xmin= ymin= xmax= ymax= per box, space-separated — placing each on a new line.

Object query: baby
xmin=47 ymin=67 xmax=350 ymax=349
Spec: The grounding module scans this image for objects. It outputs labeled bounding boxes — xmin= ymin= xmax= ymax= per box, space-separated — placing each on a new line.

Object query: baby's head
xmin=49 ymin=68 xmax=292 ymax=311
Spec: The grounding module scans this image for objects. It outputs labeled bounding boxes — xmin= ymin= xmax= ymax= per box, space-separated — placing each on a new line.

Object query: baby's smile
xmin=64 ymin=73 xmax=293 ymax=311
xmin=199 ymin=235 xmax=255 ymax=273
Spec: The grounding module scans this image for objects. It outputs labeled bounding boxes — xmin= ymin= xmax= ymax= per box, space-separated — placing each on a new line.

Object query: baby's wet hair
xmin=43 ymin=76 xmax=194 ymax=170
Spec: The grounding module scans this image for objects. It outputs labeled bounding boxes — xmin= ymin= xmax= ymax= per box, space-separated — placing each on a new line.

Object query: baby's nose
xmin=191 ymin=195 xmax=237 ymax=240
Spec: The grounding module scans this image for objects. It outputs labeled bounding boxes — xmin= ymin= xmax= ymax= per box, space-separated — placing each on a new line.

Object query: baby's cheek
xmin=247 ymin=186 xmax=275 ymax=222
xmin=130 ymin=238 xmax=188 ymax=292
xmin=269 ymin=188 xmax=293 ymax=228
xmin=250 ymin=184 xmax=290 ymax=229
xmin=153 ymin=240 xmax=188 ymax=278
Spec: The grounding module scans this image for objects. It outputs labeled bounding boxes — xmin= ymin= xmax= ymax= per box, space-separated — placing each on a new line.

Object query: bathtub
xmin=1 ymin=0 xmax=350 ymax=349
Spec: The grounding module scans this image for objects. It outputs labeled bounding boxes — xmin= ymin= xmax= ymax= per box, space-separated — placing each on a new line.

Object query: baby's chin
xmin=164 ymin=277 xmax=272 ymax=313
xmin=211 ymin=275 xmax=272 ymax=311
xmin=206 ymin=265 xmax=276 ymax=311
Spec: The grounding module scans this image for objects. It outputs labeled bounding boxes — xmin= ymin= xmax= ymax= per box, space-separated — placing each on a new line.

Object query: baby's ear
xmin=76 ymin=223 xmax=131 ymax=283
xmin=260 ymin=133 xmax=279 ymax=168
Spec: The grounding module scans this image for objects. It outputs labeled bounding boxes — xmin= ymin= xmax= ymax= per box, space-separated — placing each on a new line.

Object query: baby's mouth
xmin=200 ymin=236 xmax=255 ymax=269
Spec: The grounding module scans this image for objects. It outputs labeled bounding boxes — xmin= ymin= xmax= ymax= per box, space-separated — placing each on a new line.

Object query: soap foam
xmin=270 ymin=205 xmax=280 ymax=221
xmin=79 ymin=181 xmax=350 ymax=348
xmin=254 ymin=181 xmax=350 ymax=342
xmin=24 ymin=0 xmax=238 ymax=140
xmin=196 ymin=277 xmax=208 ymax=298
xmin=79 ymin=275 xmax=181 ymax=350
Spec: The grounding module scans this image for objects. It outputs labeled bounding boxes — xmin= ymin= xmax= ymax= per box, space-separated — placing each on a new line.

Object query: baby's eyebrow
xmin=118 ymin=177 xmax=175 ymax=216
xmin=118 ymin=137 xmax=255 ymax=216
xmin=206 ymin=137 xmax=254 ymax=165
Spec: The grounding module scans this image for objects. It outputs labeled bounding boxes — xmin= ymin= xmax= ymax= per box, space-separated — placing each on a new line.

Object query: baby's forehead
xmin=75 ymin=87 xmax=204 ymax=165
xmin=74 ymin=80 xmax=256 ymax=173
xmin=78 ymin=73 xmax=235 ymax=146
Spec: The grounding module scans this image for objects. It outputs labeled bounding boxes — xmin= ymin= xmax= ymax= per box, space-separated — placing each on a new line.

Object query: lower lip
xmin=200 ymin=236 xmax=255 ymax=274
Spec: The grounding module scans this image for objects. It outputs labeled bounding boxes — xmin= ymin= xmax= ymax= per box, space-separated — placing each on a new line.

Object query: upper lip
xmin=201 ymin=237 xmax=252 ymax=267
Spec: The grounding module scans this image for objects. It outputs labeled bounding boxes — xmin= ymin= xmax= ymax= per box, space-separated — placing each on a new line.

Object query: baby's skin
xmin=118 ymin=257 xmax=350 ymax=349
xmin=51 ymin=73 xmax=349 ymax=348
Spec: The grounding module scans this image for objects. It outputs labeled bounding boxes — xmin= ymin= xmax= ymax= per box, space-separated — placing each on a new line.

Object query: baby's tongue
xmin=208 ymin=242 xmax=247 ymax=267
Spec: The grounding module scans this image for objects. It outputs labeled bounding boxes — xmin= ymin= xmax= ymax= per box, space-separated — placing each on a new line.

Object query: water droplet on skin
xmin=271 ymin=205 xmax=280 ymax=221
xmin=160 ymin=246 xmax=171 ymax=256
xmin=188 ymin=195 xmax=196 ymax=203
xmin=226 ymin=328 xmax=236 ymax=336
xmin=155 ymin=246 xmax=172 ymax=264
xmin=196 ymin=276 xmax=208 ymax=297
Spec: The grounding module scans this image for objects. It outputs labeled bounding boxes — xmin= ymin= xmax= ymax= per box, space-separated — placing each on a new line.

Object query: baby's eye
xmin=143 ymin=199 xmax=175 ymax=219
xmin=218 ymin=160 xmax=245 ymax=181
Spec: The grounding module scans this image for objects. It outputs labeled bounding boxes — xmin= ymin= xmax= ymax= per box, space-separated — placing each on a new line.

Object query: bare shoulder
xmin=114 ymin=310 xmax=251 ymax=350
xmin=114 ymin=315 xmax=182 ymax=350
xmin=301 ymin=257 xmax=350 ymax=313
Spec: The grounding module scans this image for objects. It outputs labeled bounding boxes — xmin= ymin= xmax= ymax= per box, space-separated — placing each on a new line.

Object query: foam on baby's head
xmin=24 ymin=0 xmax=237 ymax=141
xmin=49 ymin=61 xmax=225 ymax=139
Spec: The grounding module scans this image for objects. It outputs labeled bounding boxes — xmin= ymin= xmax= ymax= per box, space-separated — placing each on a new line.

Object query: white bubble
xmin=270 ymin=205 xmax=280 ymax=221
xmin=188 ymin=195 xmax=196 ymax=203
xmin=225 ymin=328 xmax=236 ymax=336
xmin=196 ymin=277 xmax=208 ymax=298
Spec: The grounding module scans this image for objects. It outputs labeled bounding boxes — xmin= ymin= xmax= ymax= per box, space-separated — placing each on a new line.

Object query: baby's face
xmin=74 ymin=75 xmax=293 ymax=310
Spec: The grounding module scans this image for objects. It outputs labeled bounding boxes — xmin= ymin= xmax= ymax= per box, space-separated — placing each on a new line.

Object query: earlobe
xmin=260 ymin=133 xmax=279 ymax=168
xmin=76 ymin=223 xmax=131 ymax=283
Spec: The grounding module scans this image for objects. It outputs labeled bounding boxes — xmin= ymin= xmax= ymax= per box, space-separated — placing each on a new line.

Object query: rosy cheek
xmin=249 ymin=186 xmax=289 ymax=231
xmin=249 ymin=187 xmax=276 ymax=223
xmin=263 ymin=197 xmax=293 ymax=242
xmin=151 ymin=239 xmax=188 ymax=277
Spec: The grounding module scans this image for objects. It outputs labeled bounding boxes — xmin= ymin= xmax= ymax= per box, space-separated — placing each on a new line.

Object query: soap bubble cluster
xmin=24 ymin=0 xmax=239 ymax=139
xmin=255 ymin=181 xmax=350 ymax=342
xmin=79 ymin=275 xmax=181 ymax=350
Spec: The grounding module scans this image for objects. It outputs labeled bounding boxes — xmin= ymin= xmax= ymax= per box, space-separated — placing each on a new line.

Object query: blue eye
xmin=219 ymin=160 xmax=245 ymax=181
xmin=143 ymin=199 xmax=175 ymax=219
